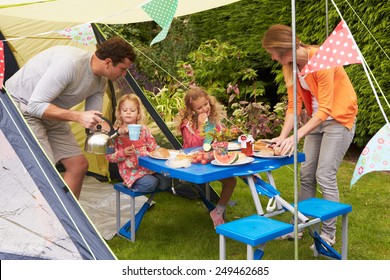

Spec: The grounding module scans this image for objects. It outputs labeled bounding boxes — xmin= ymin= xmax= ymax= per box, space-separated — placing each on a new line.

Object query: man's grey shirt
xmin=5 ymin=45 xmax=107 ymax=118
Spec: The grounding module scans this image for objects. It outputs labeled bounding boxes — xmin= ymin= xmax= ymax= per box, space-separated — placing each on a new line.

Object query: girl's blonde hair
xmin=175 ymin=86 xmax=226 ymax=132
xmin=262 ymin=24 xmax=308 ymax=87
xmin=114 ymin=93 xmax=146 ymax=127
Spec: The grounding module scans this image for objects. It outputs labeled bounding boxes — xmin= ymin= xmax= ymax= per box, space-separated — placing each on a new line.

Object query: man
xmin=5 ymin=36 xmax=137 ymax=199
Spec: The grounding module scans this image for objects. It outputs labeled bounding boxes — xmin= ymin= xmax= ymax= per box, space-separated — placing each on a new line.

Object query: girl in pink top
xmin=106 ymin=94 xmax=170 ymax=192
xmin=175 ymin=86 xmax=237 ymax=228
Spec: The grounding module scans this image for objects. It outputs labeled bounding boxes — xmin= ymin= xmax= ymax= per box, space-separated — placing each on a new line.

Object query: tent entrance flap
xmin=0 ymin=91 xmax=116 ymax=260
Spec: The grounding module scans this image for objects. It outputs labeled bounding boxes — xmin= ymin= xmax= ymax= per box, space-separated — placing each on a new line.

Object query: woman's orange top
xmin=286 ymin=47 xmax=358 ymax=130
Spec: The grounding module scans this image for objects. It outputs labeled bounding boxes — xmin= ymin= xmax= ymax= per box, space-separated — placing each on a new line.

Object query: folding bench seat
xmin=114 ymin=182 xmax=167 ymax=242
xmin=241 ymin=176 xmax=352 ymax=260
xmin=296 ymin=198 xmax=352 ymax=260
xmin=216 ymin=214 xmax=293 ymax=260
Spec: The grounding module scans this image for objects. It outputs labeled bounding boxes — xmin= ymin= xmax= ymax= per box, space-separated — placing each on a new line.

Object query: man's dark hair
xmin=95 ymin=36 xmax=136 ymax=65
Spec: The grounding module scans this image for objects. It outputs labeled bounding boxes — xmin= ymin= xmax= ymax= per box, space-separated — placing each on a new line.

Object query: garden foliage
xmin=102 ymin=0 xmax=389 ymax=147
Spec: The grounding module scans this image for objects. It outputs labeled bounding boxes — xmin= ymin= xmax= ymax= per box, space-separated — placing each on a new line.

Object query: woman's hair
xmin=95 ymin=36 xmax=137 ymax=66
xmin=114 ymin=93 xmax=145 ymax=127
xmin=175 ymin=86 xmax=226 ymax=132
xmin=262 ymin=24 xmax=306 ymax=87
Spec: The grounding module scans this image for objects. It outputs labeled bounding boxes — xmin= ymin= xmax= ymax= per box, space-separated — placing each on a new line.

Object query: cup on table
xmin=128 ymin=124 xmax=142 ymax=140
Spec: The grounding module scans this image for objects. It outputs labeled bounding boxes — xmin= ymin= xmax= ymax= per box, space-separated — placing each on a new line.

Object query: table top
xmin=139 ymin=152 xmax=305 ymax=184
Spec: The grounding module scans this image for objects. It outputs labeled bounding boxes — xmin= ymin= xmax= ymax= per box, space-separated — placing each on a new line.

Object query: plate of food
xmin=252 ymin=153 xmax=289 ymax=159
xmin=149 ymin=147 xmax=171 ymax=160
xmin=227 ymin=142 xmax=241 ymax=151
xmin=211 ymin=152 xmax=255 ymax=166
xmin=252 ymin=147 xmax=289 ymax=159
xmin=253 ymin=139 xmax=275 ymax=151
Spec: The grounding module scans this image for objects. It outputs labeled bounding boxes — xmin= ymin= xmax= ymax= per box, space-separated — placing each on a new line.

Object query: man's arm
xmin=42 ymin=104 xmax=102 ymax=129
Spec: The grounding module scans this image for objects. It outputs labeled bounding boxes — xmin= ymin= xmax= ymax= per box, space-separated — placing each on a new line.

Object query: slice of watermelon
xmin=214 ymin=151 xmax=239 ymax=164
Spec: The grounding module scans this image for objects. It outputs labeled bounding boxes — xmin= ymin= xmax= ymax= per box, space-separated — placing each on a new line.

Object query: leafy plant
xmin=175 ymin=39 xmax=285 ymax=140
xmin=202 ymin=125 xmax=241 ymax=142
xmin=229 ymin=100 xmax=285 ymax=140
xmin=144 ymin=86 xmax=185 ymax=123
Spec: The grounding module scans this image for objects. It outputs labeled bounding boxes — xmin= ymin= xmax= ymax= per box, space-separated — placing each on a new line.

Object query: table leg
xmin=266 ymin=171 xmax=282 ymax=211
xmin=219 ymin=235 xmax=226 ymax=260
xmin=205 ymin=182 xmax=210 ymax=201
xmin=341 ymin=214 xmax=348 ymax=260
xmin=246 ymin=175 xmax=264 ymax=215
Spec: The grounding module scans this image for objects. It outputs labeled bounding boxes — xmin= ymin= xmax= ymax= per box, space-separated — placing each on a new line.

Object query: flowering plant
xmin=202 ymin=125 xmax=241 ymax=142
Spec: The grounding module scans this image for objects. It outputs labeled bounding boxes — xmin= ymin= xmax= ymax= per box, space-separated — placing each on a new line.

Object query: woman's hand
xmin=279 ymin=136 xmax=295 ymax=156
xmin=272 ymin=136 xmax=294 ymax=156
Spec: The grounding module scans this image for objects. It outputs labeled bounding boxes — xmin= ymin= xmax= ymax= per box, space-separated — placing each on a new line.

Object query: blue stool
xmin=114 ymin=182 xmax=165 ymax=242
xmin=216 ymin=215 xmax=293 ymax=260
xmin=296 ymin=198 xmax=352 ymax=260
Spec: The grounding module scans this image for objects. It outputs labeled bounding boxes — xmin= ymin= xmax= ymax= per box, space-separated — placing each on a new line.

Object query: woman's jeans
xmin=132 ymin=173 xmax=171 ymax=193
xmin=299 ymin=119 xmax=355 ymax=239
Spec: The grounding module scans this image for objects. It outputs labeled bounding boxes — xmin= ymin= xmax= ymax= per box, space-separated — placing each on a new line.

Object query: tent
xmin=0 ymin=0 xmax=240 ymax=260
xmin=0 ymin=89 xmax=116 ymax=259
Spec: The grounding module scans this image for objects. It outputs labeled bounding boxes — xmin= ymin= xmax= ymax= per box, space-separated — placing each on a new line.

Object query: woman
xmin=262 ymin=24 xmax=358 ymax=247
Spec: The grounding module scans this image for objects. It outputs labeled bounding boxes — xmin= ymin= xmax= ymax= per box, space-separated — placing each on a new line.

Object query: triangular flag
xmin=141 ymin=0 xmax=178 ymax=46
xmin=300 ymin=20 xmax=362 ymax=75
xmin=57 ymin=23 xmax=97 ymax=46
xmin=350 ymin=124 xmax=390 ymax=187
xmin=0 ymin=41 xmax=4 ymax=88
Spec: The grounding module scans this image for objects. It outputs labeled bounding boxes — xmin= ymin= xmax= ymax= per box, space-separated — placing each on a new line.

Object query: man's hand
xmin=42 ymin=104 xmax=102 ymax=129
xmin=78 ymin=111 xmax=103 ymax=129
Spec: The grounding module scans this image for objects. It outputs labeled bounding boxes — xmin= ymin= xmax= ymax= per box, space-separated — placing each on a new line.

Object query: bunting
xmin=300 ymin=20 xmax=362 ymax=75
xmin=0 ymin=41 xmax=4 ymax=88
xmin=350 ymin=124 xmax=390 ymax=186
xmin=57 ymin=23 xmax=97 ymax=46
xmin=141 ymin=0 xmax=178 ymax=46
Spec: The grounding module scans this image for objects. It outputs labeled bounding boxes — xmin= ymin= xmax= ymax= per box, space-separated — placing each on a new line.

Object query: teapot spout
xmin=109 ymin=131 xmax=120 ymax=140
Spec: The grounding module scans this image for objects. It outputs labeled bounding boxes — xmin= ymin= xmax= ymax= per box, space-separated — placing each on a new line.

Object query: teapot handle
xmin=85 ymin=124 xmax=102 ymax=135
xmin=98 ymin=116 xmax=116 ymax=135
xmin=85 ymin=116 xmax=114 ymax=135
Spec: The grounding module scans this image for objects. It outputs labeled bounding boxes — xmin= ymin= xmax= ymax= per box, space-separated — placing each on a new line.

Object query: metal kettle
xmin=84 ymin=116 xmax=119 ymax=155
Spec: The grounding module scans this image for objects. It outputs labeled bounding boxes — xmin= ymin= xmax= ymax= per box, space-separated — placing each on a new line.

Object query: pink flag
xmin=300 ymin=20 xmax=362 ymax=75
xmin=0 ymin=41 xmax=4 ymax=88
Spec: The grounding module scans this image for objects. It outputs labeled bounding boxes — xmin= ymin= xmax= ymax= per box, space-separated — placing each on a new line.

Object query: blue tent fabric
xmin=0 ymin=91 xmax=116 ymax=260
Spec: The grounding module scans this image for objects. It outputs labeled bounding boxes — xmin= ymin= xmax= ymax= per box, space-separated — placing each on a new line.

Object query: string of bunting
xmin=0 ymin=0 xmax=179 ymax=85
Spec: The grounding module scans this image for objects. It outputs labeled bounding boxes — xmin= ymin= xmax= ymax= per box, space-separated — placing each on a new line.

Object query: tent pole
xmin=91 ymin=24 xmax=182 ymax=150
xmin=91 ymin=24 xmax=118 ymax=123
xmin=326 ymin=0 xmax=329 ymax=36
xmin=291 ymin=0 xmax=299 ymax=261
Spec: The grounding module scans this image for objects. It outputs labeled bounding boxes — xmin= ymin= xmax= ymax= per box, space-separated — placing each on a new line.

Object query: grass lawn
xmin=106 ymin=159 xmax=390 ymax=260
